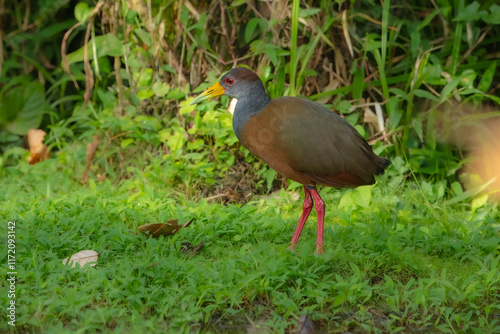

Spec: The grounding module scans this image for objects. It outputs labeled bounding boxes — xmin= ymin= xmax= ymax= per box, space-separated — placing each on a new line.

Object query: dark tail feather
xmin=375 ymin=156 xmax=391 ymax=175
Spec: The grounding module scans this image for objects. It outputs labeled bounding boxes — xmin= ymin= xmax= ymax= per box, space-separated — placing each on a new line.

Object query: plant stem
xmin=290 ymin=0 xmax=300 ymax=96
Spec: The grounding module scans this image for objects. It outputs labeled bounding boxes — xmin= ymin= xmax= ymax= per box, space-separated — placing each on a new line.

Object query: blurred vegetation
xmin=1 ymin=0 xmax=500 ymax=199
xmin=0 ymin=0 xmax=498 ymax=205
xmin=1 ymin=1 xmax=500 ymax=332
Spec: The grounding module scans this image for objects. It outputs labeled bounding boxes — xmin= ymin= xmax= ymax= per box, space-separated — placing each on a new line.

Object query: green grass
xmin=1 ymin=156 xmax=499 ymax=333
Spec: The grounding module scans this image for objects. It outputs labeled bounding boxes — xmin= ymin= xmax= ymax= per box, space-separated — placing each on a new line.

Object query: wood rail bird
xmin=190 ymin=67 xmax=390 ymax=253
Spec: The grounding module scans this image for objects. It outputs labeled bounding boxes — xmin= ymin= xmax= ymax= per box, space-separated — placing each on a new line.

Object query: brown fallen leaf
xmin=62 ymin=250 xmax=99 ymax=271
xmin=137 ymin=218 xmax=194 ymax=238
xmin=27 ymin=129 xmax=50 ymax=164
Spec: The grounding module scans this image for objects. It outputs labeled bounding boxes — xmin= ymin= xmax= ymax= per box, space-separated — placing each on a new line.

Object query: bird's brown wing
xmin=240 ymin=97 xmax=386 ymax=188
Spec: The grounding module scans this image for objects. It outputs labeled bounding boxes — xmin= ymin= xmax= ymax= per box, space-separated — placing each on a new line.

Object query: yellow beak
xmin=190 ymin=82 xmax=225 ymax=105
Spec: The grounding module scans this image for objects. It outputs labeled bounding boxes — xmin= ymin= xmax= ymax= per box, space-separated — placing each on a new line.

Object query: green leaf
xmin=483 ymin=4 xmax=500 ymax=24
xmin=135 ymin=68 xmax=153 ymax=87
xmin=134 ymin=116 xmax=161 ymax=131
xmin=389 ymin=110 xmax=404 ymax=130
xmin=471 ymin=194 xmax=488 ymax=211
xmin=451 ymin=181 xmax=463 ymax=196
xmin=0 ymin=82 xmax=48 ymax=135
xmin=389 ymin=88 xmax=408 ymax=100
xmin=179 ymin=99 xmax=196 ymax=115
xmin=412 ymin=117 xmax=423 ymax=142
xmin=354 ymin=125 xmax=366 ymax=138
xmin=413 ymin=89 xmax=438 ymax=101
xmin=245 ymin=18 xmax=264 ymax=43
xmin=230 ymin=0 xmax=246 ymax=6
xmin=66 ymin=34 xmax=123 ymax=64
xmin=136 ymin=89 xmax=154 ymax=99
xmin=410 ymin=29 xmax=421 ymax=59
xmin=387 ymin=297 xmax=398 ymax=313
xmin=333 ymin=294 xmax=347 ymax=307
xmin=336 ymin=100 xmax=352 ymax=114
xmin=74 ymin=2 xmax=94 ymax=24
xmin=459 ymin=69 xmax=477 ymax=89
xmin=167 ymin=131 xmax=186 ymax=153
xmin=353 ymin=186 xmax=372 ymax=208
xmin=352 ymin=63 xmax=365 ymax=100
xmin=134 ymin=29 xmax=152 ymax=48
xmin=299 ymin=8 xmax=321 ymax=18
xmin=388 ymin=96 xmax=403 ymax=129
xmin=440 ymin=77 xmax=462 ymax=101
xmin=454 ymin=2 xmax=486 ymax=22
xmin=263 ymin=168 xmax=277 ymax=192
xmin=477 ymin=61 xmax=496 ymax=92
xmin=339 ymin=191 xmax=354 ymax=210
xmin=121 ymin=138 xmax=134 ymax=148
xmin=153 ymin=81 xmax=170 ymax=97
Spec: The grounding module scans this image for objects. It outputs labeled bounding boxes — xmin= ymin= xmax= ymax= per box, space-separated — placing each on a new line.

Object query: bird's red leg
xmin=310 ymin=189 xmax=325 ymax=254
xmin=289 ymin=186 xmax=313 ymax=250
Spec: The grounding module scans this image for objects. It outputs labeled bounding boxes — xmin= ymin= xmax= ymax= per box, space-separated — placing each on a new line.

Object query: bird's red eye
xmin=225 ymin=78 xmax=234 ymax=85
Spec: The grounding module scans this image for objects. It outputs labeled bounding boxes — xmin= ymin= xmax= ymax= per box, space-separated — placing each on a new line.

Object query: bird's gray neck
xmin=232 ymin=94 xmax=271 ymax=140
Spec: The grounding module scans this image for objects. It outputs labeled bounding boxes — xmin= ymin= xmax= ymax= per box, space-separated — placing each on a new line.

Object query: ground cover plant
xmin=1 ymin=0 xmax=500 ymax=332
xmin=1 ymin=156 xmax=499 ymax=333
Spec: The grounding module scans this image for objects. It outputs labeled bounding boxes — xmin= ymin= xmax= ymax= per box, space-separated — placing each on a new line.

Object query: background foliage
xmin=1 ymin=0 xmax=500 ymax=196
xmin=1 ymin=0 xmax=499 ymax=332
xmin=1 ymin=0 xmax=499 ymax=190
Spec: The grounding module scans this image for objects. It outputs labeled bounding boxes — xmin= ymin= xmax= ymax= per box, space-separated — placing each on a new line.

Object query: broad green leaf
xmin=121 ymin=138 xmax=134 ymax=148
xmin=153 ymin=81 xmax=170 ymax=97
xmin=482 ymin=4 xmax=500 ymax=24
xmin=336 ymin=100 xmax=352 ymax=114
xmin=135 ymin=68 xmax=153 ymax=87
xmin=471 ymin=194 xmax=488 ymax=211
xmin=387 ymin=297 xmax=398 ymax=313
xmin=75 ymin=2 xmax=94 ymax=24
xmin=179 ymin=99 xmax=196 ymax=115
xmin=136 ymin=89 xmax=154 ymax=99
xmin=167 ymin=131 xmax=186 ymax=153
xmin=0 ymin=82 xmax=48 ymax=135
xmin=353 ymin=186 xmax=372 ymax=208
xmin=339 ymin=191 xmax=354 ymax=210
xmin=134 ymin=115 xmax=161 ymax=131
xmin=333 ymin=294 xmax=347 ymax=307
xmin=454 ymin=2 xmax=486 ymax=22
xmin=66 ymin=34 xmax=123 ymax=64
xmin=157 ymin=129 xmax=170 ymax=142
xmin=459 ymin=69 xmax=477 ymax=89
xmin=451 ymin=181 xmax=463 ymax=196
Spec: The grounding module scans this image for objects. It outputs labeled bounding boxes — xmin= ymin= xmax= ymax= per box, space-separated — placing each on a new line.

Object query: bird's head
xmin=190 ymin=67 xmax=264 ymax=105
